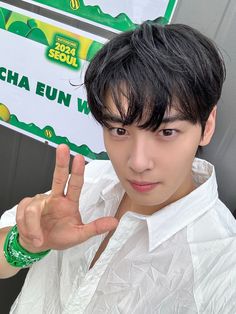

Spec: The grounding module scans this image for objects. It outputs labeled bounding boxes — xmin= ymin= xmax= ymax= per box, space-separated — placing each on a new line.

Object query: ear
xmin=199 ymin=106 xmax=217 ymax=146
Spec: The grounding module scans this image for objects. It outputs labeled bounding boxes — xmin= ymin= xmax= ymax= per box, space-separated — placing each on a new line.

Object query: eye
xmin=159 ymin=129 xmax=177 ymax=137
xmin=109 ymin=127 xmax=128 ymax=137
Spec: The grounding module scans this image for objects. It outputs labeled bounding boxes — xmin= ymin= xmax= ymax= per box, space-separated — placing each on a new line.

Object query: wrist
xmin=18 ymin=236 xmax=42 ymax=254
xmin=4 ymin=225 xmax=51 ymax=268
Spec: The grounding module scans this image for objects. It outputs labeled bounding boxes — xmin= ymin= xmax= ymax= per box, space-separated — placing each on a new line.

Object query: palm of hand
xmin=17 ymin=144 xmax=118 ymax=253
xmin=40 ymin=196 xmax=83 ymax=250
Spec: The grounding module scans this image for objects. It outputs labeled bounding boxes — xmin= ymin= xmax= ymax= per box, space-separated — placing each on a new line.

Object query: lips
xmin=128 ymin=180 xmax=159 ymax=192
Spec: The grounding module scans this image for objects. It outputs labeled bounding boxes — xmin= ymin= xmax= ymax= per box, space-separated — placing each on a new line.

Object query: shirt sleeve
xmin=0 ymin=205 xmax=17 ymax=228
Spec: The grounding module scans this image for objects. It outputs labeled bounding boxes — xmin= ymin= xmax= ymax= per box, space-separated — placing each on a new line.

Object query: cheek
xmin=103 ymin=137 xmax=125 ymax=173
xmin=182 ymin=136 xmax=200 ymax=159
xmin=162 ymin=139 xmax=199 ymax=177
xmin=104 ymin=139 xmax=118 ymax=161
xmin=103 ymin=133 xmax=113 ymax=156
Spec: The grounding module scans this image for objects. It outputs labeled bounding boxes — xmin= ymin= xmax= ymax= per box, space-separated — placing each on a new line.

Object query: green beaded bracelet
xmin=3 ymin=225 xmax=50 ymax=268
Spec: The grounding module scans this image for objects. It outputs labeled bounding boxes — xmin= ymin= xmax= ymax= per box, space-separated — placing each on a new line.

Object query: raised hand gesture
xmin=16 ymin=144 xmax=118 ymax=253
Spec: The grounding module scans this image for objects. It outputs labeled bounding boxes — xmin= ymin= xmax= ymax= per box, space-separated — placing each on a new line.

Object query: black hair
xmin=84 ymin=22 xmax=226 ymax=132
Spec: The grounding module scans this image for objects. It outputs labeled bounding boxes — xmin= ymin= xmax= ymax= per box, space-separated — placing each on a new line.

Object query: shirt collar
xmin=99 ymin=158 xmax=218 ymax=252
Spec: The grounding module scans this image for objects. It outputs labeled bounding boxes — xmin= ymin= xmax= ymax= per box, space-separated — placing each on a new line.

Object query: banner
xmin=22 ymin=0 xmax=178 ymax=31
xmin=0 ymin=1 xmax=177 ymax=159
xmin=0 ymin=3 xmax=107 ymax=159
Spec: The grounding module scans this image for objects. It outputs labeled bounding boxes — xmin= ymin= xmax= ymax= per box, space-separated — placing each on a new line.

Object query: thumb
xmin=75 ymin=217 xmax=118 ymax=244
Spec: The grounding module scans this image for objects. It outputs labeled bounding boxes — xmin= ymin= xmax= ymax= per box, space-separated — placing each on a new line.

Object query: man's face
xmin=103 ymin=93 xmax=216 ymax=214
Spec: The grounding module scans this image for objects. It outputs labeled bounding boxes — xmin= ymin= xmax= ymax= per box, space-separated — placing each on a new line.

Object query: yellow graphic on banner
xmin=47 ymin=34 xmax=80 ymax=70
xmin=70 ymin=0 xmax=80 ymax=10
xmin=44 ymin=127 xmax=53 ymax=138
xmin=0 ymin=8 xmax=101 ymax=64
xmin=0 ymin=103 xmax=10 ymax=122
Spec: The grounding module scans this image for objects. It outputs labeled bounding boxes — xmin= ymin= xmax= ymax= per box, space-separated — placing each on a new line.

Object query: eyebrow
xmin=103 ymin=113 xmax=188 ymax=125
xmin=161 ymin=114 xmax=189 ymax=124
xmin=103 ymin=114 xmax=125 ymax=124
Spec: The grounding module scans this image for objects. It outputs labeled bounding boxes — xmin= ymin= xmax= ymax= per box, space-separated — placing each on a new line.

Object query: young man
xmin=0 ymin=22 xmax=236 ymax=313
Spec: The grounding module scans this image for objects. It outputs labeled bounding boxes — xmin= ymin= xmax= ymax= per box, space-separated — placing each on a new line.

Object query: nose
xmin=127 ymin=137 xmax=154 ymax=173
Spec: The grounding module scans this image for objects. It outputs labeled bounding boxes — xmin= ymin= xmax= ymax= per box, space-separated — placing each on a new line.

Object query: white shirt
xmin=1 ymin=158 xmax=236 ymax=314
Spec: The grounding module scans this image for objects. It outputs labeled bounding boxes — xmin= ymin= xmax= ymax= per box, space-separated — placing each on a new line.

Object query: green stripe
xmin=164 ymin=0 xmax=177 ymax=22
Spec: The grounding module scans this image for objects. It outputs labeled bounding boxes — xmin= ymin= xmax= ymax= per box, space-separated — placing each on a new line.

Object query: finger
xmin=74 ymin=217 xmax=118 ymax=244
xmin=66 ymin=154 xmax=85 ymax=203
xmin=16 ymin=197 xmax=32 ymax=235
xmin=23 ymin=197 xmax=46 ymax=247
xmin=51 ymin=144 xmax=70 ymax=197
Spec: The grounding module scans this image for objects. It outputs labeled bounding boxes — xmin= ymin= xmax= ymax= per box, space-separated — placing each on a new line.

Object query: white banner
xmin=0 ymin=3 xmax=107 ymax=159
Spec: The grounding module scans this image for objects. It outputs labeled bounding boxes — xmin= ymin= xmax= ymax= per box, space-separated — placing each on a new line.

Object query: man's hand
xmin=16 ymin=144 xmax=118 ymax=253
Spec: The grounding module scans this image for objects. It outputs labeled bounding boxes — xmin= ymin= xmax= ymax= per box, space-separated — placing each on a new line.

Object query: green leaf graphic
xmin=8 ymin=21 xmax=30 ymax=36
xmin=27 ymin=28 xmax=49 ymax=45
xmin=0 ymin=9 xmax=6 ymax=29
xmin=2 ymin=8 xmax=12 ymax=24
